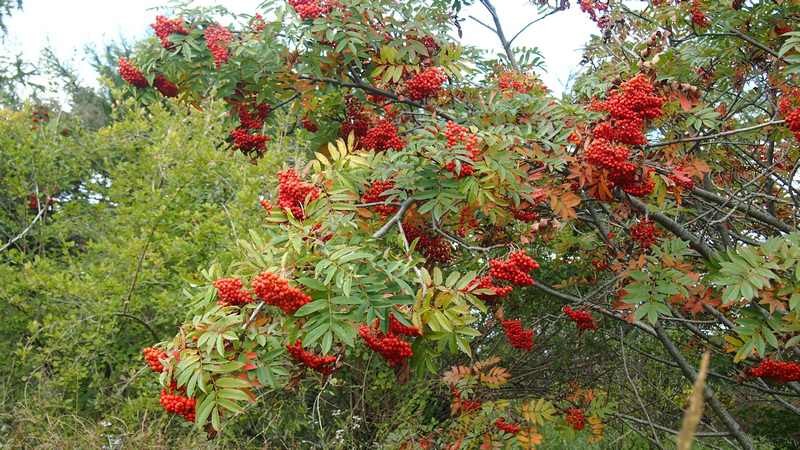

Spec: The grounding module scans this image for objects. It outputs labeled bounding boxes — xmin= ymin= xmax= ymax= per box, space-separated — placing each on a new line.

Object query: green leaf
xmin=294 ymin=299 xmax=328 ymax=317
xmin=218 ymin=388 xmax=251 ymax=402
xmin=296 ymin=277 xmax=327 ymax=291
xmin=215 ymin=377 xmax=252 ymax=389
xmin=195 ymin=392 xmax=217 ymax=427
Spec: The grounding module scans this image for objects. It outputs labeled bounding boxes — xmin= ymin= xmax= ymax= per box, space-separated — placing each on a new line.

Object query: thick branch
xmin=478 ymin=0 xmax=518 ymax=70
xmin=691 ymin=187 xmax=794 ymax=234
xmin=624 ymin=193 xmax=716 ymax=260
xmin=653 ymin=324 xmax=754 ymax=450
xmin=372 ymin=198 xmax=415 ymax=239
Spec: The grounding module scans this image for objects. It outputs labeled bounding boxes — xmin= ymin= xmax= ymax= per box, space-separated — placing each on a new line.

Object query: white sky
xmin=3 ymin=0 xmax=594 ymax=96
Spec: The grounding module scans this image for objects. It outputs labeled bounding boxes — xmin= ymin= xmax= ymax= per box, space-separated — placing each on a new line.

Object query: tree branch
xmin=478 ymin=0 xmax=518 ymax=70
xmin=0 ymin=206 xmax=47 ymax=253
xmin=653 ymin=324 xmax=754 ymax=450
xmin=299 ymin=76 xmax=458 ymax=122
xmin=647 ymin=120 xmax=785 ymax=148
xmin=372 ymin=198 xmax=415 ymax=239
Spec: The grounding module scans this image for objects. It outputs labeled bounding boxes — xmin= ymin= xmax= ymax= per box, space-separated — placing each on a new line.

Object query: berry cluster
xmin=579 ymin=0 xmax=610 ymax=29
xmin=565 ymin=407 xmax=586 ymax=431
xmin=361 ymin=118 xmax=406 ymax=151
xmin=252 ymin=271 xmax=312 ymax=314
xmin=286 ymin=340 xmax=338 ymax=375
xmin=250 ymin=13 xmax=266 ymax=32
xmin=237 ymin=101 xmax=271 ymax=130
xmin=586 ymin=74 xmax=664 ymax=196
xmin=341 ymin=97 xmax=370 ymax=140
xmin=669 ymin=167 xmax=695 ymax=190
xmin=563 ymin=306 xmax=598 ymax=331
xmin=230 ymin=128 xmax=269 ymax=153
xmin=160 ymin=384 xmax=196 ymax=422
xmin=488 ymin=250 xmax=540 ymax=286
xmin=118 ymin=57 xmax=148 ymax=89
xmin=746 ymin=359 xmax=800 ymax=383
xmin=301 ymin=116 xmax=318 ymax=132
xmin=143 ymin=347 xmax=167 ymax=373
xmin=153 ymin=75 xmax=178 ymax=98
xmin=778 ymin=89 xmax=800 ymax=142
xmin=420 ymin=36 xmax=440 ymax=56
xmin=510 ymin=201 xmax=540 ymax=223
xmin=443 ymin=121 xmax=481 ymax=177
xmin=630 ymin=219 xmax=658 ymax=249
xmin=501 ymin=319 xmax=534 ymax=351
xmin=287 ymin=0 xmax=336 ymax=20
xmin=690 ymin=0 xmax=710 ymax=28
xmin=465 ymin=275 xmax=513 ymax=303
xmin=151 ymin=16 xmax=188 ymax=49
xmin=358 ymin=324 xmax=413 ymax=367
xmin=205 ymin=24 xmax=233 ymax=68
xmin=495 ymin=418 xmax=521 ymax=434
xmin=213 ymin=277 xmax=254 ymax=307
xmin=497 ymin=71 xmax=538 ymax=94
xmin=403 ymin=219 xmax=452 ymax=263
xmin=405 ymin=67 xmax=447 ymax=101
xmin=277 ymin=169 xmax=320 ymax=220
xmin=449 ymin=386 xmax=482 ymax=414
xmin=361 ymin=179 xmax=399 ymax=217
xmin=389 ymin=315 xmax=422 ymax=337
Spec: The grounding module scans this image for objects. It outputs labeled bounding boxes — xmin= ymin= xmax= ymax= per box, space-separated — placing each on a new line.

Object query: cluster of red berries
xmin=205 ymin=24 xmax=233 ymax=68
xmin=341 ymin=97 xmax=370 ymax=140
xmin=118 ymin=57 xmax=149 ymax=89
xmin=276 ymin=169 xmax=320 ymax=220
xmin=488 ymin=250 xmax=540 ymax=286
xmin=501 ymin=319 xmax=534 ymax=351
xmin=361 ymin=179 xmax=399 ymax=217
xmin=301 ymin=116 xmax=318 ymax=132
xmin=778 ymin=89 xmax=800 ymax=142
xmin=389 ymin=315 xmax=422 ymax=337
xmin=153 ymin=75 xmax=178 ymax=98
xmin=230 ymin=128 xmax=269 ymax=153
xmin=405 ymin=67 xmax=447 ymax=101
xmin=237 ymin=101 xmax=271 ymax=130
xmin=250 ymin=13 xmax=266 ymax=32
xmin=510 ymin=201 xmax=540 ymax=223
xmin=118 ymin=58 xmax=179 ymax=98
xmin=563 ymin=306 xmax=598 ymax=331
xmin=495 ymin=418 xmax=521 ymax=434
xmin=579 ymin=0 xmax=610 ymax=29
xmin=358 ymin=324 xmax=413 ymax=367
xmin=252 ymin=271 xmax=312 ymax=314
xmin=143 ymin=347 xmax=167 ymax=373
xmin=669 ymin=167 xmax=695 ymax=190
xmin=690 ymin=0 xmax=710 ymax=28
xmin=288 ymin=0 xmax=337 ymax=20
xmin=497 ymin=71 xmax=534 ymax=94
xmin=403 ymin=219 xmax=453 ymax=263
xmin=213 ymin=277 xmax=254 ymax=307
xmin=630 ymin=219 xmax=658 ymax=249
xmin=746 ymin=359 xmax=800 ymax=383
xmin=361 ymin=118 xmax=406 ymax=151
xmin=160 ymin=383 xmax=196 ymax=422
xmin=443 ymin=121 xmax=481 ymax=177
xmin=586 ymin=75 xmax=664 ymax=196
xmin=565 ymin=407 xmax=586 ymax=431
xmin=151 ymin=16 xmax=188 ymax=49
xmin=466 ymin=275 xmax=514 ymax=303
xmin=286 ymin=340 xmax=338 ymax=375
xmin=420 ymin=36 xmax=440 ymax=56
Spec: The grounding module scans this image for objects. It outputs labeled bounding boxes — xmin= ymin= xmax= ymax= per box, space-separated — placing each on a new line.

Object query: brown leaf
xmin=442 ymin=366 xmax=472 ymax=385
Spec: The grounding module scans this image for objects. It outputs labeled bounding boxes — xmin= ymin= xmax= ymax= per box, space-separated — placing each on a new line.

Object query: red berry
xmin=286 ymin=340 xmax=338 ymax=375
xmin=252 ymin=271 xmax=311 ymax=314
xmin=153 ymin=74 xmax=178 ymax=97
xmin=143 ymin=347 xmax=167 ymax=372
xmin=563 ymin=306 xmax=598 ymax=331
xmin=361 ymin=118 xmax=405 ymax=152
xmin=565 ymin=408 xmax=586 ymax=430
xmin=213 ymin=277 xmax=254 ymax=307
xmin=361 ymin=179 xmax=399 ymax=217
xmin=746 ymin=359 xmax=800 ymax=383
xmin=405 ymin=67 xmax=447 ymax=101
xmin=151 ymin=16 xmax=188 ymax=49
xmin=495 ymin=418 xmax=521 ymax=434
xmin=358 ymin=324 xmax=413 ymax=367
xmin=488 ymin=250 xmax=540 ymax=286
xmin=118 ymin=57 xmax=148 ymax=88
xmin=501 ymin=319 xmax=534 ymax=351
xmin=276 ymin=169 xmax=320 ymax=220
xmin=205 ymin=24 xmax=233 ymax=68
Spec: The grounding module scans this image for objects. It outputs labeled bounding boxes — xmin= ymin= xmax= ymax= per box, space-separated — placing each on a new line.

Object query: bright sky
xmin=4 ymin=0 xmax=594 ymax=96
